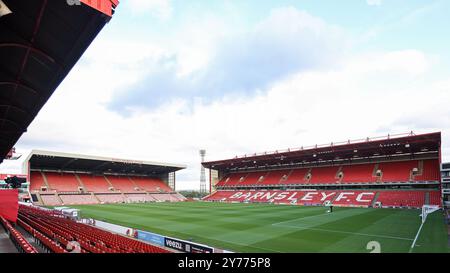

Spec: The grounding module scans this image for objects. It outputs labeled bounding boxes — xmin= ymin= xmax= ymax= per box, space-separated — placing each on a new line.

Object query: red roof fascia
xmin=81 ymin=0 xmax=119 ymax=17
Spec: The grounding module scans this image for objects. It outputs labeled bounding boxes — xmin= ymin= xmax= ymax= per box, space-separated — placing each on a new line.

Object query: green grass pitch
xmin=70 ymin=202 xmax=449 ymax=253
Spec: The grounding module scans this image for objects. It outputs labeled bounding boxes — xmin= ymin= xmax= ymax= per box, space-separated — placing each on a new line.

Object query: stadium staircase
xmin=40 ymin=171 xmax=51 ymax=190
xmin=336 ymin=166 xmax=343 ymax=183
xmin=92 ymin=192 xmax=101 ymax=203
xmin=55 ymin=193 xmax=64 ymax=205
xmin=238 ymin=173 xmax=250 ymax=185
xmin=372 ymin=164 xmax=381 ymax=183
xmin=330 ymin=194 xmax=339 ymax=204
xmin=128 ymin=177 xmax=140 ymax=191
xmin=75 ymin=174 xmax=87 ymax=192
xmin=0 ymin=221 xmax=18 ymax=253
xmin=284 ymin=169 xmax=294 ymax=183
xmin=1 ymin=216 xmax=38 ymax=253
xmin=103 ymin=176 xmax=116 ymax=191
xmin=256 ymin=172 xmax=269 ymax=184
xmin=202 ymin=192 xmax=214 ymax=200
xmin=371 ymin=192 xmax=380 ymax=207
xmin=146 ymin=193 xmax=156 ymax=201
xmin=34 ymin=193 xmax=44 ymax=206
xmin=14 ymin=224 xmax=47 ymax=253
xmin=305 ymin=168 xmax=312 ymax=183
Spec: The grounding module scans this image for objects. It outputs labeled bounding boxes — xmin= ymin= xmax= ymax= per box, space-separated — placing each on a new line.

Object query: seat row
xmin=18 ymin=205 xmax=172 ymax=253
xmin=0 ymin=216 xmax=38 ymax=253
xmin=217 ymin=159 xmax=440 ymax=187
xmin=38 ymin=192 xmax=186 ymax=206
xmin=204 ymin=190 xmax=441 ymax=208
xmin=30 ymin=172 xmax=173 ymax=194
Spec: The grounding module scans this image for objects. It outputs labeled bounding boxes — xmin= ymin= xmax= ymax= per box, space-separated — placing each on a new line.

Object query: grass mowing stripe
xmin=71 ymin=202 xmax=448 ymax=253
xmin=275 ymin=225 xmax=413 ymax=241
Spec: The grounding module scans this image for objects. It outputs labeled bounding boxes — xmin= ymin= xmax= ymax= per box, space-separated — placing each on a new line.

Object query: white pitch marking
xmin=275 ymin=224 xmax=414 ymax=241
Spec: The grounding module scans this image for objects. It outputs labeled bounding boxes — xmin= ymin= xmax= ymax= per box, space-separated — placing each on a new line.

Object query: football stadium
xmin=0 ymin=0 xmax=450 ymax=258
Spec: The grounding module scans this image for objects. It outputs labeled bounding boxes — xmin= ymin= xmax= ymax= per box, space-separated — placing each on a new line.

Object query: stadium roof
xmin=202 ymin=132 xmax=441 ymax=171
xmin=0 ymin=0 xmax=119 ymax=162
xmin=23 ymin=150 xmax=186 ymax=176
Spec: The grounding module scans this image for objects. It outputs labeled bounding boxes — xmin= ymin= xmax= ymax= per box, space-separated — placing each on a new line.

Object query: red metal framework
xmin=202 ymin=132 xmax=441 ymax=170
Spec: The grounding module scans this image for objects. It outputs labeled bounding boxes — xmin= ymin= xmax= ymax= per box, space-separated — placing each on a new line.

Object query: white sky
xmin=1 ymin=2 xmax=449 ymax=191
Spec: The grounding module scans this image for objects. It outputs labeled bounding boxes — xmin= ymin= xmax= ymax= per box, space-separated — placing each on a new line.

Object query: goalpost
xmin=410 ymin=205 xmax=440 ymax=251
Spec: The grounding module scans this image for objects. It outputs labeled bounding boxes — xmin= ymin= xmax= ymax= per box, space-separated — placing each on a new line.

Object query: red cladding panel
xmin=81 ymin=0 xmax=119 ymax=17
xmin=0 ymin=189 xmax=19 ymax=222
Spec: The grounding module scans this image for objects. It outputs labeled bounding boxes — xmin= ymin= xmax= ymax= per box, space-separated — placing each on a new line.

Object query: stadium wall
xmin=93 ymin=219 xmax=133 ymax=236
xmin=0 ymin=189 xmax=19 ymax=222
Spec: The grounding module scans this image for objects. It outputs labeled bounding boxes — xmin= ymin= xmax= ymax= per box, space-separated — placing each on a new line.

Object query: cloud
xmin=127 ymin=0 xmax=172 ymax=20
xmin=13 ymin=46 xmax=450 ymax=190
xmin=107 ymin=7 xmax=347 ymax=114
xmin=3 ymin=6 xmax=449 ymax=191
xmin=366 ymin=0 xmax=382 ymax=6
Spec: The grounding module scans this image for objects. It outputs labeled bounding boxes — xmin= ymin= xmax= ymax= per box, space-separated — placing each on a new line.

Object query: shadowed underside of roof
xmin=203 ymin=132 xmax=441 ymax=171
xmin=25 ymin=150 xmax=186 ymax=176
xmin=0 ymin=0 xmax=118 ymax=162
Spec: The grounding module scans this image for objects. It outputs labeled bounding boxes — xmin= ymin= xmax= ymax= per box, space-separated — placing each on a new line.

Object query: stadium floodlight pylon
xmin=199 ymin=150 xmax=207 ymax=193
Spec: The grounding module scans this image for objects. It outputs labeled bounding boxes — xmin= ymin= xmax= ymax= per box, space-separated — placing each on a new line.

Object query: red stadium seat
xmin=376 ymin=191 xmax=427 ymax=208
xmin=205 ymin=189 xmax=440 ymax=209
xmin=78 ymin=175 xmax=112 ymax=193
xmin=45 ymin=172 xmax=82 ymax=192
xmin=18 ymin=205 xmax=172 ymax=253
xmin=129 ymin=176 xmax=173 ymax=192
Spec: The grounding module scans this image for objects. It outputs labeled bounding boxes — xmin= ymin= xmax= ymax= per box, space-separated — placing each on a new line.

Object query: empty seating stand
xmin=0 ymin=216 xmax=38 ymax=253
xmin=40 ymin=194 xmax=62 ymax=206
xmin=205 ymin=190 xmax=440 ymax=209
xmin=238 ymin=172 xmax=267 ymax=185
xmin=282 ymin=168 xmax=309 ymax=185
xmin=309 ymin=166 xmax=340 ymax=184
xmin=29 ymin=172 xmax=181 ymax=205
xmin=377 ymin=161 xmax=417 ymax=182
xmin=428 ymin=191 xmax=441 ymax=206
xmin=106 ymin=176 xmax=141 ymax=193
xmin=17 ymin=205 xmax=171 ymax=253
xmin=374 ymin=191 xmax=427 ymax=208
xmin=96 ymin=194 xmax=125 ymax=204
xmin=340 ymin=163 xmax=377 ymax=183
xmin=78 ymin=175 xmax=112 ymax=193
xmin=45 ymin=172 xmax=81 ymax=192
xmin=415 ymin=159 xmax=441 ymax=181
xmin=260 ymin=170 xmax=290 ymax=185
xmin=130 ymin=177 xmax=173 ymax=192
xmin=215 ymin=159 xmax=440 ymax=188
xmin=59 ymin=194 xmax=99 ymax=205
xmin=217 ymin=173 xmax=247 ymax=187
xmin=29 ymin=172 xmax=46 ymax=192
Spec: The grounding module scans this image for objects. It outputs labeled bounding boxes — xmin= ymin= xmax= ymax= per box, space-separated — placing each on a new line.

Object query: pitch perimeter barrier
xmin=87 ymin=218 xmax=230 ymax=253
xmin=136 ymin=230 xmax=165 ymax=247
xmin=164 ymin=236 xmax=214 ymax=253
xmin=93 ymin=219 xmax=134 ymax=236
